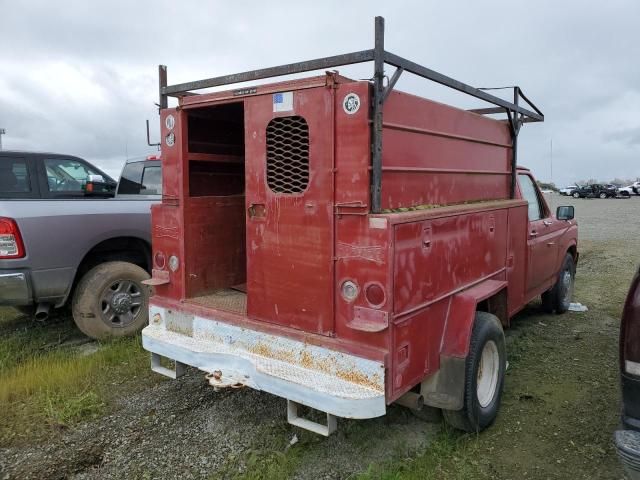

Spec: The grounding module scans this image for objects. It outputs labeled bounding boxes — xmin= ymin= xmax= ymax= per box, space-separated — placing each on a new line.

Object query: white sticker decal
xmin=343 ymin=93 xmax=361 ymax=115
xmin=273 ymin=91 xmax=294 ymax=112
xmin=369 ymin=217 xmax=388 ymax=229
xmin=165 ymin=132 xmax=175 ymax=147
xmin=165 ymin=114 xmax=175 ymax=130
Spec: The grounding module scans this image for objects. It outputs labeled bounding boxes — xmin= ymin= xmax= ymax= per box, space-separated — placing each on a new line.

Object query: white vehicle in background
xmin=559 ymin=185 xmax=578 ymax=196
xmin=619 ymin=182 xmax=640 ymax=196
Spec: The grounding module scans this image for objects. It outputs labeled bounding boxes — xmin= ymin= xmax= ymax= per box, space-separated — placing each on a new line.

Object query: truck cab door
xmin=518 ymin=173 xmax=563 ymax=297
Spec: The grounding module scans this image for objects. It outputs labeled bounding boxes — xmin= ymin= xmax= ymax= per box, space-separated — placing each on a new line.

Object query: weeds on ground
xmin=0 ymin=307 xmax=154 ymax=446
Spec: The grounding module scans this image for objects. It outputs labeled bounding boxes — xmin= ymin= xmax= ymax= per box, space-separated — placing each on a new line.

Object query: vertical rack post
xmin=510 ymin=87 xmax=520 ymax=199
xmin=371 ymin=16 xmax=385 ymax=213
xmin=159 ymin=65 xmax=168 ymax=110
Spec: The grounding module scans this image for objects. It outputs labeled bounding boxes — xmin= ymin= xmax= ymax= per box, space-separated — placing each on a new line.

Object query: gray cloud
xmin=1 ymin=0 xmax=639 ymax=184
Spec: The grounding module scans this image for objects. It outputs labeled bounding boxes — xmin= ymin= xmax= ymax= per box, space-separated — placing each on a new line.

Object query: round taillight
xmin=365 ymin=283 xmax=386 ymax=307
xmin=154 ymin=251 xmax=166 ymax=269
xmin=341 ymin=280 xmax=359 ymax=302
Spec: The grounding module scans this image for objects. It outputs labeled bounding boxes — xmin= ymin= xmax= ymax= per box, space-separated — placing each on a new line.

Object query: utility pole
xmin=0 ymin=128 xmax=5 ymax=150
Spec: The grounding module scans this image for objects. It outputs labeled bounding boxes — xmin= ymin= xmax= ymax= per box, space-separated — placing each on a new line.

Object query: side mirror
xmin=84 ymin=175 xmax=116 ymax=197
xmin=557 ymin=205 xmax=574 ymax=221
xmin=88 ymin=174 xmax=105 ymax=183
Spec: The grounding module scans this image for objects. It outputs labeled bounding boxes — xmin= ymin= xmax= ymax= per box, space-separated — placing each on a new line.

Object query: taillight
xmin=0 ymin=217 xmax=25 ymax=259
xmin=365 ymin=283 xmax=386 ymax=307
xmin=154 ymin=251 xmax=166 ymax=269
xmin=621 ymin=269 xmax=640 ymax=375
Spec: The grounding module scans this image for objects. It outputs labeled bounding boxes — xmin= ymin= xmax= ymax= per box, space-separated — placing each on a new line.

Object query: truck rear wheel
xmin=72 ymin=261 xmax=151 ymax=339
xmin=541 ymin=253 xmax=575 ymax=314
xmin=442 ymin=312 xmax=506 ymax=433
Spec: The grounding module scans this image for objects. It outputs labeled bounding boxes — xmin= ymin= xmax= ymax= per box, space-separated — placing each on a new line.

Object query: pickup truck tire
xmin=572 ymin=191 xmax=581 ymax=198
xmin=442 ymin=311 xmax=506 ymax=433
xmin=72 ymin=261 xmax=151 ymax=339
xmin=541 ymin=253 xmax=575 ymax=314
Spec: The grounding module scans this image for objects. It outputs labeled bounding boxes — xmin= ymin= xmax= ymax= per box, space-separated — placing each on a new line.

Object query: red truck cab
xmin=142 ymin=18 xmax=578 ymax=435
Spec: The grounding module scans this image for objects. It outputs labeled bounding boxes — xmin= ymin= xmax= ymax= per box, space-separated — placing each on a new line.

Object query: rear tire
xmin=442 ymin=312 xmax=506 ymax=433
xmin=541 ymin=253 xmax=575 ymax=314
xmin=72 ymin=261 xmax=151 ymax=339
xmin=572 ymin=192 xmax=580 ymax=198
xmin=599 ymin=192 xmax=607 ymax=199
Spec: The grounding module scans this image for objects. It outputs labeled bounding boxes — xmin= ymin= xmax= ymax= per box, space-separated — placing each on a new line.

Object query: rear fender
xmin=421 ymin=279 xmax=507 ymax=410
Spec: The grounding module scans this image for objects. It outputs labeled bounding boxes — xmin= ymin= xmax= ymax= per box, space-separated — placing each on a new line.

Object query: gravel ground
xmin=1 ymin=193 xmax=638 ymax=479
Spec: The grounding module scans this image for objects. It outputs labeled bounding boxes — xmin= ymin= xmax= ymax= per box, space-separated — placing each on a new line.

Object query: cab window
xmin=518 ymin=174 xmax=544 ymax=221
xmin=117 ymin=161 xmax=162 ymax=195
xmin=44 ymin=158 xmax=101 ymax=193
xmin=0 ymin=158 xmax=30 ymax=194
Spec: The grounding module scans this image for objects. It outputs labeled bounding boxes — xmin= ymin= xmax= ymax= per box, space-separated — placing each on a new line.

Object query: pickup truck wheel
xmin=72 ymin=261 xmax=151 ymax=339
xmin=541 ymin=253 xmax=575 ymax=314
xmin=442 ymin=312 xmax=506 ymax=433
xmin=599 ymin=192 xmax=607 ymax=199
xmin=572 ymin=191 xmax=580 ymax=198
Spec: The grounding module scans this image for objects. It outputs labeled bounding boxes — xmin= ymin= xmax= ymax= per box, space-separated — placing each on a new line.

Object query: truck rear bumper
xmin=0 ymin=272 xmax=30 ymax=305
xmin=142 ymin=305 xmax=386 ymax=420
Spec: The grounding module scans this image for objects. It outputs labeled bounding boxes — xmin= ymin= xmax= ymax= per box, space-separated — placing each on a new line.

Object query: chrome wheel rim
xmin=100 ymin=279 xmax=143 ymax=328
xmin=561 ymin=267 xmax=574 ymax=307
xmin=477 ymin=340 xmax=500 ymax=408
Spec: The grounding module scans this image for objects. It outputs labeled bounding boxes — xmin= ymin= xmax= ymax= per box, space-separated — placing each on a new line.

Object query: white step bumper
xmin=141 ymin=305 xmax=386 ymax=420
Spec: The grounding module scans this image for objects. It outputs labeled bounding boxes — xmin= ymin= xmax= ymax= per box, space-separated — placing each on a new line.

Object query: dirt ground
xmin=0 ymin=194 xmax=638 ymax=479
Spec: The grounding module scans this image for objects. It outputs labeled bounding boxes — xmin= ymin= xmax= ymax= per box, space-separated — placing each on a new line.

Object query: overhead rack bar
xmin=158 ymin=16 xmax=543 ymax=212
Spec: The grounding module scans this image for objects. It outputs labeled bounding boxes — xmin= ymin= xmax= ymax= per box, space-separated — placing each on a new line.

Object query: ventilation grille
xmin=266 ymin=116 xmax=309 ymax=194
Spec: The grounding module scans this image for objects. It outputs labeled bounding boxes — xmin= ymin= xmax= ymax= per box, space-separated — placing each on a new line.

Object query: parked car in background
xmin=572 ymin=184 xmax=617 ymax=199
xmin=560 ymin=185 xmax=578 ymax=196
xmin=0 ymin=151 xmax=161 ymax=339
xmin=615 ymin=265 xmax=640 ymax=479
xmin=620 ymin=182 xmax=640 ymax=196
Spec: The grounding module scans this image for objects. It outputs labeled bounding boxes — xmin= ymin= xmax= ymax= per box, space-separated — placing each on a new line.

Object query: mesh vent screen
xmin=266 ymin=116 xmax=309 ymax=194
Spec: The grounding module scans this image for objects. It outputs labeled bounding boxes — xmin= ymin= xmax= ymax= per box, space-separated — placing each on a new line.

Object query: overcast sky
xmin=1 ymin=0 xmax=639 ymax=185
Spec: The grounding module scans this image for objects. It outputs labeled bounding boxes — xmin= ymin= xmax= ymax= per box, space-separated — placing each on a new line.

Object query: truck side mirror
xmin=557 ymin=205 xmax=574 ymax=221
xmin=88 ymin=174 xmax=105 ymax=183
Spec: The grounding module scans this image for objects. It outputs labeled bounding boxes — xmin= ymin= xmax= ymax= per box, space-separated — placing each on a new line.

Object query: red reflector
xmin=154 ymin=251 xmax=166 ymax=269
xmin=146 ymin=155 xmax=161 ymax=161
xmin=365 ymin=283 xmax=386 ymax=307
xmin=0 ymin=217 xmax=26 ymax=259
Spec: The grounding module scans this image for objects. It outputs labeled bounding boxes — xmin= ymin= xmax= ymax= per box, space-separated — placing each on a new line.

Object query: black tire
xmin=442 ymin=312 xmax=506 ymax=433
xmin=541 ymin=253 xmax=575 ymax=314
xmin=572 ymin=191 xmax=580 ymax=198
xmin=599 ymin=192 xmax=607 ymax=199
xmin=72 ymin=261 xmax=151 ymax=339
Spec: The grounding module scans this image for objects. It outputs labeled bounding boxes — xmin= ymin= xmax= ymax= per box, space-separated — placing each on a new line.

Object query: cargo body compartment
xmin=142 ymin=18 xmax=569 ymax=436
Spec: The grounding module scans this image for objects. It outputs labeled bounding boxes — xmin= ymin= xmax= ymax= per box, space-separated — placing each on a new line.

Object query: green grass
xmin=355 ymin=429 xmax=479 ymax=480
xmin=0 ymin=307 xmax=156 ymax=446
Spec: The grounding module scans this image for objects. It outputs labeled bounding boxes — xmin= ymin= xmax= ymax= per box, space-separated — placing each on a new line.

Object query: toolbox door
xmin=245 ymin=87 xmax=335 ymax=335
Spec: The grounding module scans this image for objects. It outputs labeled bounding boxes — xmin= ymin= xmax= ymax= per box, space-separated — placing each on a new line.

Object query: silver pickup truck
xmin=0 ymin=151 xmax=161 ymax=339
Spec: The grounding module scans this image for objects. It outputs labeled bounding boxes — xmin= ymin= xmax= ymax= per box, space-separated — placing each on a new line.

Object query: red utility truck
xmin=143 ymin=18 xmax=578 ymax=435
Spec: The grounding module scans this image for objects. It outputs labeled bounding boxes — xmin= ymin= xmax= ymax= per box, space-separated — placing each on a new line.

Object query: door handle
xmin=248 ymin=203 xmax=266 ymax=219
xmin=543 ymin=220 xmax=553 ymax=226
